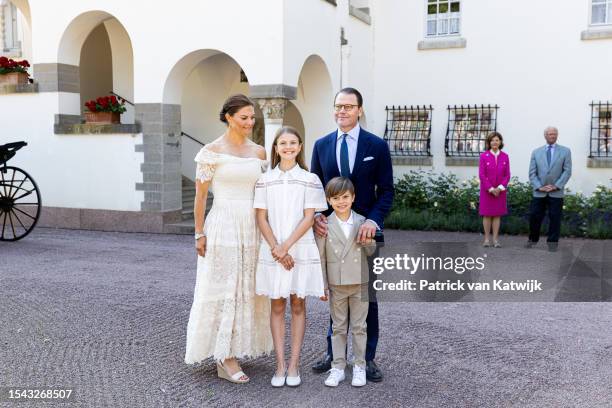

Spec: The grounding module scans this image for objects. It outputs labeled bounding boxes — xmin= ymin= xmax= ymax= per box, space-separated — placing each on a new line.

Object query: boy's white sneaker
xmin=351 ymin=365 xmax=366 ymax=387
xmin=324 ymin=368 xmax=345 ymax=387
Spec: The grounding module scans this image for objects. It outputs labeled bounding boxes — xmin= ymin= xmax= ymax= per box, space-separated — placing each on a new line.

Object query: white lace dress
xmin=184 ymin=147 xmax=273 ymax=364
xmin=253 ymin=165 xmax=328 ymax=299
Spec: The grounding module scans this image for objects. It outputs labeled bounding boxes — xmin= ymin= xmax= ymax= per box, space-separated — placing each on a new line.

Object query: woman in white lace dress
xmin=184 ymin=94 xmax=273 ymax=383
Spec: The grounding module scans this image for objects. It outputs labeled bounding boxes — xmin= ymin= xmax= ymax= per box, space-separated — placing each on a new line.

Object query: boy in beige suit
xmin=316 ymin=177 xmax=376 ymax=387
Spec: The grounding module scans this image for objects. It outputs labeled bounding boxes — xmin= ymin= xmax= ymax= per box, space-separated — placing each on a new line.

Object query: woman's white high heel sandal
xmin=217 ymin=362 xmax=249 ymax=384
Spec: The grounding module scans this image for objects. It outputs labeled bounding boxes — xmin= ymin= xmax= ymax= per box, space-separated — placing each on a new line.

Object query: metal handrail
xmin=181 ymin=131 xmax=205 ymax=147
xmin=109 ymin=91 xmax=134 ymax=106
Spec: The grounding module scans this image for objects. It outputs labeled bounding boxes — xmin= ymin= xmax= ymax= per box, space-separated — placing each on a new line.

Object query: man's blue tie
xmin=340 ymin=134 xmax=350 ymax=177
xmin=546 ymin=145 xmax=552 ymax=166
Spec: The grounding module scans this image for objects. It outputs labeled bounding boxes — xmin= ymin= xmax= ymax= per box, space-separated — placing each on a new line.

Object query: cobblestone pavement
xmin=1 ymin=228 xmax=611 ymax=407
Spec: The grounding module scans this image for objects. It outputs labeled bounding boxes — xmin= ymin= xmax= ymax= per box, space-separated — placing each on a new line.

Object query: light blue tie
xmin=340 ymin=134 xmax=350 ymax=177
xmin=546 ymin=145 xmax=552 ymax=166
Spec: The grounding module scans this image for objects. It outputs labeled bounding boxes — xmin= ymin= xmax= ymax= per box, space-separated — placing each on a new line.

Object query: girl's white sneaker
xmin=271 ymin=370 xmax=286 ymax=387
xmin=286 ymin=370 xmax=301 ymax=387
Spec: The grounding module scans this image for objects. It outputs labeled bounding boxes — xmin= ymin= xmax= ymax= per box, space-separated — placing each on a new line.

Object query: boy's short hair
xmin=325 ymin=177 xmax=355 ymax=198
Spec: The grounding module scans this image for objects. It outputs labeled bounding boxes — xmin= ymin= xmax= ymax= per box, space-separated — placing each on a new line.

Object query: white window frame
xmin=425 ymin=0 xmax=461 ymax=38
xmin=590 ymin=0 xmax=612 ymax=26
xmin=1 ymin=1 xmax=21 ymax=53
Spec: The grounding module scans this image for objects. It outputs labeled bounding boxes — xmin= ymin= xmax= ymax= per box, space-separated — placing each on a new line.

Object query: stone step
xmin=167 ymin=176 xmax=213 ymax=231
xmin=164 ymin=219 xmax=195 ymax=234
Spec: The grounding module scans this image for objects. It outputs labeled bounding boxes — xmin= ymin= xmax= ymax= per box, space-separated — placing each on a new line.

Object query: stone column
xmin=134 ymin=103 xmax=182 ymax=220
xmin=250 ymin=84 xmax=296 ymax=157
xmin=256 ymin=97 xmax=288 ymax=155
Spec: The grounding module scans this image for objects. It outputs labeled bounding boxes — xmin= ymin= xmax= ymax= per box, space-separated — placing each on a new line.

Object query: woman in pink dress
xmin=479 ymin=132 xmax=510 ymax=248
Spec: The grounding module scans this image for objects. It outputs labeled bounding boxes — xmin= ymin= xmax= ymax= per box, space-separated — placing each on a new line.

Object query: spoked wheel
xmin=0 ymin=166 xmax=42 ymax=241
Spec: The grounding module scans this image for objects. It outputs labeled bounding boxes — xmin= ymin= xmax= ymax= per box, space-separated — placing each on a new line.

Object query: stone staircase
xmin=181 ymin=176 xmax=197 ymax=221
xmin=164 ymin=176 xmax=212 ymax=234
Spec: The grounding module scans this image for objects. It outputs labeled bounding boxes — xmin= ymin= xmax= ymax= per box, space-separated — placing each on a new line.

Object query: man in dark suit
xmin=310 ymin=87 xmax=394 ymax=382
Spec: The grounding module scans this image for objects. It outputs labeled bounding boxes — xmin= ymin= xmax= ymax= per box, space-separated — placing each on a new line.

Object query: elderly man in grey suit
xmin=526 ymin=126 xmax=572 ymax=252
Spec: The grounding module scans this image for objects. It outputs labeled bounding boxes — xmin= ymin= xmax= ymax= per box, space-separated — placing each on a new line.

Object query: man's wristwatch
xmin=195 ymin=233 xmax=206 ymax=240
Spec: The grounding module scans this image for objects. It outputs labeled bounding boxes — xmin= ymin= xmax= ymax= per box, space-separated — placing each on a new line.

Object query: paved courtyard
xmin=1 ymin=228 xmax=611 ymax=407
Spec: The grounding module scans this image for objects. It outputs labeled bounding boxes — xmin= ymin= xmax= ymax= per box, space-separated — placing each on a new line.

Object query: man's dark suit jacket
xmin=311 ymin=127 xmax=394 ymax=229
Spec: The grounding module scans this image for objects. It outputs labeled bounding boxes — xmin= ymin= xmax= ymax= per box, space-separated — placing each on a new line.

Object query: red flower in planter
xmin=85 ymin=94 xmax=127 ymax=114
xmin=0 ymin=56 xmax=30 ymax=75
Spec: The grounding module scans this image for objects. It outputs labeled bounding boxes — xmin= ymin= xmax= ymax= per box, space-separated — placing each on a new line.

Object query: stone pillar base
xmin=39 ymin=207 xmax=182 ymax=233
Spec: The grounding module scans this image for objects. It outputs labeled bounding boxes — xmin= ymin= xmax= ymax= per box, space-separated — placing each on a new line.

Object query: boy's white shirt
xmin=336 ymin=210 xmax=354 ymax=239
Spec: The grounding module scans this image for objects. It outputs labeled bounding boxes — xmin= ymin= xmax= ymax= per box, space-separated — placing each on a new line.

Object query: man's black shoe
xmin=311 ymin=355 xmax=332 ymax=373
xmin=366 ymin=360 xmax=383 ymax=382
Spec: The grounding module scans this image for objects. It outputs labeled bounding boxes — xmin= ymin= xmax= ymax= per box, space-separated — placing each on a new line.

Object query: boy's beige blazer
xmin=316 ymin=212 xmax=377 ymax=289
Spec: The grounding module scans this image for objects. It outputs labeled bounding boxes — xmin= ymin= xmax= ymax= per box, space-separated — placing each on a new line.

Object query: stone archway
xmin=283 ymin=100 xmax=306 ymax=145
xmin=292 ymin=54 xmax=335 ymax=166
xmin=56 ymin=11 xmax=134 ymax=123
xmin=162 ymin=49 xmax=258 ymax=182
xmin=1 ymin=0 xmax=32 ymax=62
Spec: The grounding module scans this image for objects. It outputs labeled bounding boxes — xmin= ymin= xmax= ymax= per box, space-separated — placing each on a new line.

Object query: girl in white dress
xmin=254 ymin=126 xmax=328 ymax=387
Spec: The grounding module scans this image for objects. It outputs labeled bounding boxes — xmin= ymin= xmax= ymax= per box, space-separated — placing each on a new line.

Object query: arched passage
xmin=1 ymin=0 xmax=32 ymax=62
xmin=163 ymin=50 xmax=263 ymax=180
xmin=283 ymin=100 xmax=306 ymax=148
xmin=57 ymin=11 xmax=134 ymax=123
xmin=292 ymin=54 xmax=335 ymax=166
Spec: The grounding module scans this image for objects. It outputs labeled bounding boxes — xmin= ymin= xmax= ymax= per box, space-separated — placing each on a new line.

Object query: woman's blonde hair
xmin=270 ymin=126 xmax=308 ymax=170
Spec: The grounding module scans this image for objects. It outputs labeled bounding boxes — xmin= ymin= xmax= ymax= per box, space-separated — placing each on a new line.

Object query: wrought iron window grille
xmin=383 ymin=105 xmax=433 ymax=156
xmin=590 ymin=101 xmax=612 ymax=158
xmin=445 ymin=104 xmax=498 ymax=157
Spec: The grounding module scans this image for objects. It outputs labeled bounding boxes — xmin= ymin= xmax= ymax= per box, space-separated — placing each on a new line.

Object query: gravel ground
xmin=1 ymin=228 xmax=611 ymax=408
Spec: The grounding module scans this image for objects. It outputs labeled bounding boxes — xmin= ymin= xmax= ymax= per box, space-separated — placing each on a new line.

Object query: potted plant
xmin=0 ymin=57 xmax=30 ymax=85
xmin=84 ymin=95 xmax=126 ymax=124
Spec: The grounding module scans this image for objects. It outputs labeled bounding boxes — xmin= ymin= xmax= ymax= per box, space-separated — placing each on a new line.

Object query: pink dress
xmin=478 ymin=150 xmax=510 ymax=217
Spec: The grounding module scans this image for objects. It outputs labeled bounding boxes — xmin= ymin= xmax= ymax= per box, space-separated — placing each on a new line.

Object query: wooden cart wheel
xmin=0 ymin=166 xmax=42 ymax=241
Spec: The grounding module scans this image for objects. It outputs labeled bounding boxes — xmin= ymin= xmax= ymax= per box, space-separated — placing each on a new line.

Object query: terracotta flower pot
xmin=0 ymin=72 xmax=29 ymax=85
xmin=84 ymin=111 xmax=120 ymax=124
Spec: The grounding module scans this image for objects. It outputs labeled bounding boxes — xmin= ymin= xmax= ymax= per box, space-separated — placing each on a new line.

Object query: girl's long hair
xmin=270 ymin=126 xmax=308 ymax=170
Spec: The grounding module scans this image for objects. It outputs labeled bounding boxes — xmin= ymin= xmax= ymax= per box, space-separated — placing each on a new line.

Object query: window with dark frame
xmin=445 ymin=105 xmax=498 ymax=157
xmin=590 ymin=101 xmax=611 ymax=157
xmin=383 ymin=105 xmax=433 ymax=156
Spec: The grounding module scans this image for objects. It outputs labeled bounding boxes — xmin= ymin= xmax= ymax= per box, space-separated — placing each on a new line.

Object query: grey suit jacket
xmin=315 ymin=212 xmax=376 ymax=289
xmin=528 ymin=144 xmax=572 ymax=198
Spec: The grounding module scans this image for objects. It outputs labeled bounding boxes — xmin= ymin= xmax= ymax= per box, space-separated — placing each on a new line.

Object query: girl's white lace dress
xmin=185 ymin=147 xmax=273 ymax=364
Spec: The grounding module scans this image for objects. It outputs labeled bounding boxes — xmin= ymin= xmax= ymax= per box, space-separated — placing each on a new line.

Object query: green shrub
xmin=387 ymin=172 xmax=612 ymax=239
